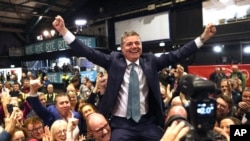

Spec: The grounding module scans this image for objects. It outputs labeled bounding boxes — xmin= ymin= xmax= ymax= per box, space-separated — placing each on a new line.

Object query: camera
xmin=176 ymin=74 xmax=225 ymax=141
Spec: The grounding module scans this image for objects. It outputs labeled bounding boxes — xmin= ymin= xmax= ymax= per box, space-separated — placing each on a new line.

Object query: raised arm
xmin=52 ymin=15 xmax=69 ymax=36
xmin=200 ymin=23 xmax=217 ymax=43
xmin=26 ymin=79 xmax=53 ymax=124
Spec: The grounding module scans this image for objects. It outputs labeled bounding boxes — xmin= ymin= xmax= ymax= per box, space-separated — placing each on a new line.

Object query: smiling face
xmin=220 ymin=118 xmax=234 ymax=135
xmin=121 ymin=31 xmax=142 ymax=62
xmin=13 ymin=106 xmax=23 ymax=120
xmin=87 ymin=113 xmax=111 ymax=141
xmin=81 ymin=105 xmax=96 ymax=119
xmin=216 ymin=97 xmax=230 ymax=117
xmin=51 ymin=120 xmax=67 ymax=141
xmin=55 ymin=95 xmax=71 ymax=116
xmin=26 ymin=122 xmax=44 ymax=140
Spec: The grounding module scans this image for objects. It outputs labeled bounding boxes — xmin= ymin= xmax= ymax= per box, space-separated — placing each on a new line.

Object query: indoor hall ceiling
xmin=0 ymin=0 xmax=91 ymax=43
xmin=0 ymin=0 xmax=190 ymax=43
xmin=0 ymin=0 xmax=201 ymax=45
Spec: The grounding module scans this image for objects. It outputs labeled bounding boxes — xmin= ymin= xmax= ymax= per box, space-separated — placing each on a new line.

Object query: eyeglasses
xmin=90 ymin=123 xmax=109 ymax=134
xmin=55 ymin=129 xmax=67 ymax=135
xmin=28 ymin=126 xmax=43 ymax=133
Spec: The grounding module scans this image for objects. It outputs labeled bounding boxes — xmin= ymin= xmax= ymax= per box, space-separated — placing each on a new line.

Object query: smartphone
xmin=7 ymin=104 xmax=13 ymax=115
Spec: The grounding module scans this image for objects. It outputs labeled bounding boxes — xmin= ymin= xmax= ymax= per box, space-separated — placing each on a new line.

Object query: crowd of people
xmin=0 ymin=15 xmax=249 ymax=141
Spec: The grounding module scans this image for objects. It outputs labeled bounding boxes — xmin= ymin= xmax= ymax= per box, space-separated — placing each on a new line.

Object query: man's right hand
xmin=52 ymin=15 xmax=69 ymax=36
xmin=29 ymin=79 xmax=42 ymax=95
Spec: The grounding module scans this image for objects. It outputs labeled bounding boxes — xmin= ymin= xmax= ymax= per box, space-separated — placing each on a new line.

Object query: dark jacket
xmin=69 ymin=38 xmax=199 ymax=128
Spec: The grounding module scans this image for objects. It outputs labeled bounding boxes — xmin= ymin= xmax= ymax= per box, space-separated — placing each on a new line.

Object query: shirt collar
xmin=126 ymin=59 xmax=139 ymax=66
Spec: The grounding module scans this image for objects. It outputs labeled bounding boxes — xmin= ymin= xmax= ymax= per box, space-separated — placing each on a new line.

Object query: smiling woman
xmin=50 ymin=120 xmax=68 ymax=141
xmin=50 ymin=119 xmax=80 ymax=141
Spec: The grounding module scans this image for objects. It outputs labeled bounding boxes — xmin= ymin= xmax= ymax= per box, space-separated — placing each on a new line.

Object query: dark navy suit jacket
xmin=70 ymin=38 xmax=198 ymax=127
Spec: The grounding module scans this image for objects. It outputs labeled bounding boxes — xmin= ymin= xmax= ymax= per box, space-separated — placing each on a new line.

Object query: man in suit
xmin=26 ymin=80 xmax=83 ymax=133
xmin=52 ymin=15 xmax=216 ymax=141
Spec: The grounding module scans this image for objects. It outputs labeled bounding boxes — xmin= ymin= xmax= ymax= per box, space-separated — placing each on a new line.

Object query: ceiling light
xmin=213 ymin=45 xmax=222 ymax=53
xmin=50 ymin=30 xmax=55 ymax=36
xmin=75 ymin=19 xmax=87 ymax=26
xmin=159 ymin=41 xmax=165 ymax=47
xmin=43 ymin=30 xmax=49 ymax=37
xmin=244 ymin=46 xmax=250 ymax=53
xmin=117 ymin=46 xmax=121 ymax=51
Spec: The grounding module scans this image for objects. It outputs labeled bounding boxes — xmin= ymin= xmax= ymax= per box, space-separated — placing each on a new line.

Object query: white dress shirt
xmin=112 ymin=59 xmax=149 ymax=117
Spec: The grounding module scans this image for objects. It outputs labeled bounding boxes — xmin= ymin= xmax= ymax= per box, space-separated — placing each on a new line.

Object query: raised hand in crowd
xmin=29 ymin=79 xmax=43 ymax=95
xmin=42 ymin=125 xmax=52 ymax=141
xmin=93 ymin=72 xmax=108 ymax=95
xmin=1 ymin=91 xmax=11 ymax=117
xmin=4 ymin=110 xmax=18 ymax=133
xmin=66 ymin=118 xmax=79 ymax=140
xmin=161 ymin=121 xmax=190 ymax=141
xmin=235 ymin=101 xmax=250 ymax=118
xmin=213 ymin=126 xmax=230 ymax=141
xmin=238 ymin=101 xmax=250 ymax=111
xmin=165 ymin=84 xmax=173 ymax=102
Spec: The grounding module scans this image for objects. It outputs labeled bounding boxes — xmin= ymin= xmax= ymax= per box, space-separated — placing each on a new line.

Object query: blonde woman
xmin=50 ymin=120 xmax=67 ymax=141
xmin=50 ymin=119 xmax=79 ymax=141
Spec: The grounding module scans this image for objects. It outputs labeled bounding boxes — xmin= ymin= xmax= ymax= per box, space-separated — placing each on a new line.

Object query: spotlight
xmin=213 ymin=45 xmax=222 ymax=53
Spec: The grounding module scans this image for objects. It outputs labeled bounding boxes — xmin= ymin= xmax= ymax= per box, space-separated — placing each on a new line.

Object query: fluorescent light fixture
xmin=75 ymin=19 xmax=87 ymax=26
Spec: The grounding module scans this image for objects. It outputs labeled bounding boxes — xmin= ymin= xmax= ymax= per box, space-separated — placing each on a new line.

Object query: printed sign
xmin=25 ymin=36 xmax=96 ymax=55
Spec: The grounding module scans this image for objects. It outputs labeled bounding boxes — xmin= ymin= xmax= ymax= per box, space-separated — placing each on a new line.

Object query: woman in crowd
xmin=50 ymin=119 xmax=80 ymax=141
xmin=79 ymin=102 xmax=98 ymax=120
xmin=219 ymin=116 xmax=241 ymax=136
xmin=78 ymin=102 xmax=98 ymax=140
xmin=10 ymin=126 xmax=28 ymax=141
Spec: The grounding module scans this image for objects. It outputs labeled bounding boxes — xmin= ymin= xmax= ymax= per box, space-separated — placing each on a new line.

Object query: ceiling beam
xmin=0 ymin=15 xmax=26 ymax=23
xmin=0 ymin=27 xmax=24 ymax=33
xmin=0 ymin=9 xmax=52 ymax=19
xmin=29 ymin=0 xmax=70 ymax=9
xmin=14 ymin=32 xmax=27 ymax=44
